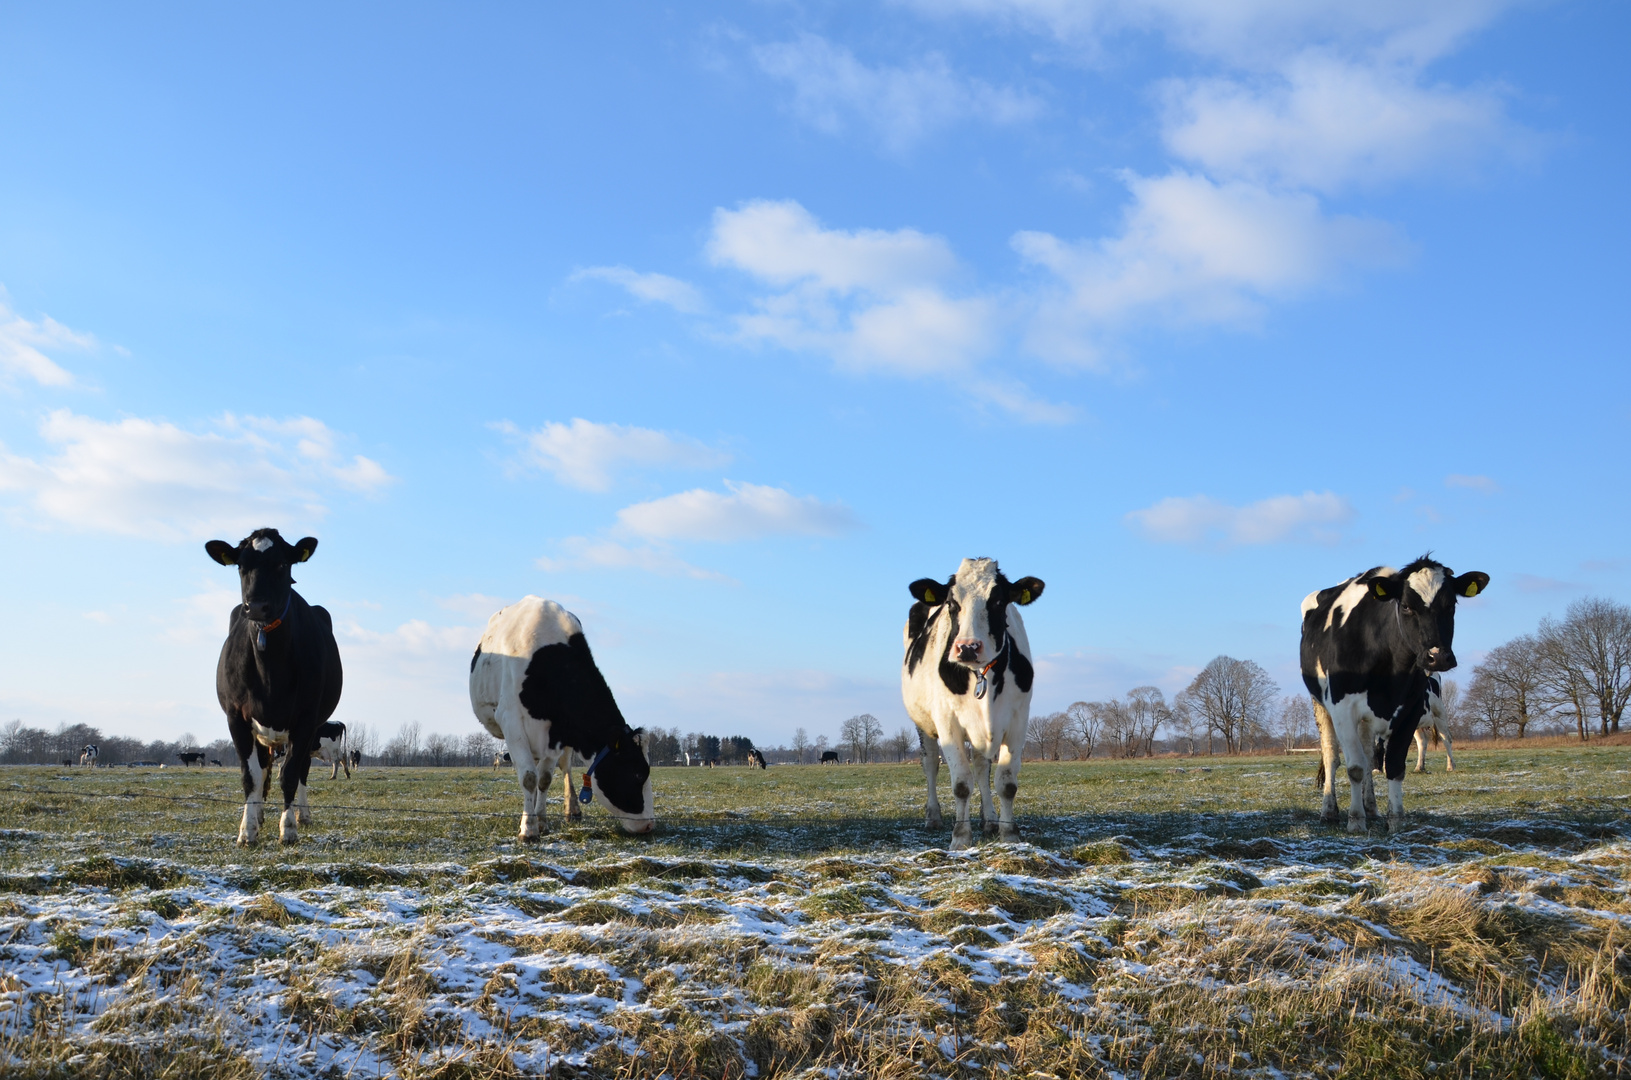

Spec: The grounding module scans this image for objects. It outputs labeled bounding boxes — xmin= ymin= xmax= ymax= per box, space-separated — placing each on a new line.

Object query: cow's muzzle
xmin=244 ymin=600 xmax=275 ymax=623
xmin=953 ymin=639 xmax=984 ymax=663
xmin=1424 ymin=647 xmax=1456 ymax=672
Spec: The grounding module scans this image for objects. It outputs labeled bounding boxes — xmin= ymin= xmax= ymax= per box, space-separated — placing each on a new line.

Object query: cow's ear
xmin=205 ymin=540 xmax=238 ymax=566
xmin=1453 ymin=571 xmax=1490 ymax=598
xmin=292 ymin=537 xmax=319 ymax=563
xmin=909 ymin=578 xmax=948 ymax=604
xmin=1368 ymin=573 xmax=1402 ymax=601
xmin=1009 ymin=577 xmax=1045 ymax=605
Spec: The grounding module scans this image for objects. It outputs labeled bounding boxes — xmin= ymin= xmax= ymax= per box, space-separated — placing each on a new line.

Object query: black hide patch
xmin=1009 ymin=649 xmax=1034 ymax=694
xmin=905 ymin=603 xmax=940 ymax=675
xmin=518 ymin=633 xmax=650 ymax=816
xmin=316 ymin=721 xmax=345 ymax=742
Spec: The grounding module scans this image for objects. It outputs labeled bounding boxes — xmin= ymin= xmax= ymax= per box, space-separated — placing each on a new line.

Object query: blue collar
xmin=254 ymin=594 xmax=293 ymax=651
xmin=578 ymin=742 xmax=615 ymax=806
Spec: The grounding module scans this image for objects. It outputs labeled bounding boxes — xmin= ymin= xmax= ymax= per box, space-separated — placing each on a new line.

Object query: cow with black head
xmin=205 ymin=528 xmax=343 ymax=845
xmin=469 ymin=596 xmax=654 ymax=839
xmin=1301 ymin=555 xmax=1488 ymax=834
xmin=902 ymin=557 xmax=1044 ymax=849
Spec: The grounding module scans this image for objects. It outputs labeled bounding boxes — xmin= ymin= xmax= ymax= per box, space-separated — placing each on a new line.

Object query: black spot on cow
xmin=905 ymin=603 xmax=941 ymax=676
xmin=1003 ymin=782 xmax=1017 ymax=799
xmin=470 ymin=644 xmax=481 ymax=673
xmin=518 ymin=633 xmax=650 ymax=818
xmin=953 ymin=780 xmax=970 ymax=799
xmin=1009 ymin=649 xmax=1034 ymax=694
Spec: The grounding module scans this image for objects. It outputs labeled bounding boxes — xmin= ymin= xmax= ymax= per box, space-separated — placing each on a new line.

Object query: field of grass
xmin=1 ymin=743 xmax=1628 ymax=1078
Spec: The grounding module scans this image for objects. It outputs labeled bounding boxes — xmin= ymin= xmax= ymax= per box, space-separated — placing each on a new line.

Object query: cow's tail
xmin=1314 ymin=758 xmax=1324 ymax=787
xmin=1429 ymin=727 xmax=1442 ymax=747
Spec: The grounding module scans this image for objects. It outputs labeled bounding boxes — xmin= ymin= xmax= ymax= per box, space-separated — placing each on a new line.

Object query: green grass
xmin=1 ymin=744 xmax=1628 ymax=1079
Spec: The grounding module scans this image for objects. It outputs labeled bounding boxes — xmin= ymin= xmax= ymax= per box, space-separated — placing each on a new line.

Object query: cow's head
xmin=1366 ymin=556 xmax=1489 ymax=673
xmin=588 ymin=727 xmax=655 ymax=834
xmin=909 ymin=557 xmax=1044 ymax=667
xmin=204 ymin=528 xmax=318 ymax=623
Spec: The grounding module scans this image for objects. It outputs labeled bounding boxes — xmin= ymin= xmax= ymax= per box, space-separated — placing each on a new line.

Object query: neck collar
xmin=252 ymin=594 xmax=293 ymax=651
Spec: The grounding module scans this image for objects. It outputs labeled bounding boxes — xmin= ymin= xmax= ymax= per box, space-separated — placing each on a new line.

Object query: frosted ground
xmin=1 ymin=748 xmax=1627 ymax=1078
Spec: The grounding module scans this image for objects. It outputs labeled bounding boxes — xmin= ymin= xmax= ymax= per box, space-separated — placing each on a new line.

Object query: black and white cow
xmin=313 ymin=721 xmax=349 ymax=779
xmin=348 ymin=749 xmax=362 ymax=771
xmin=902 ymin=558 xmax=1044 ymax=849
xmin=493 ymin=750 xmax=512 ymax=772
xmin=469 ymin=597 xmax=654 ymax=839
xmin=819 ymin=750 xmax=840 ymax=765
xmin=746 ymin=748 xmax=767 ymax=769
xmin=1301 ymin=556 xmax=1487 ymax=833
xmin=177 ymin=752 xmax=206 ymax=767
xmin=79 ymin=745 xmax=98 ymax=767
xmin=206 ymin=528 xmax=343 ymax=846
xmin=1413 ymin=675 xmax=1456 ymax=773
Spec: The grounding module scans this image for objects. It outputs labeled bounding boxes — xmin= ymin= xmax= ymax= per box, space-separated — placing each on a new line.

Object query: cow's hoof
xmin=925 ymin=813 xmax=943 ymax=830
xmin=1346 ymin=816 xmax=1367 ymax=835
xmin=983 ymin=820 xmax=1000 ymax=838
xmin=568 ymin=812 xmax=582 ymax=823
xmin=949 ymin=823 xmax=973 ymax=850
xmin=237 ymin=830 xmax=256 ymax=847
xmin=998 ymin=823 xmax=1019 ymax=842
xmin=297 ymin=808 xmax=312 ymax=825
xmin=1445 ymin=764 xmax=1455 ymax=772
xmin=1387 ymin=814 xmax=1404 ymax=834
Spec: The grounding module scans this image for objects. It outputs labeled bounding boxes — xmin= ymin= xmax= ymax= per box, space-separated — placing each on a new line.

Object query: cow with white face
xmin=901 ymin=558 xmax=1044 ymax=849
xmin=1302 ymin=555 xmax=1488 ymax=834
xmin=470 ymin=597 xmax=654 ymax=839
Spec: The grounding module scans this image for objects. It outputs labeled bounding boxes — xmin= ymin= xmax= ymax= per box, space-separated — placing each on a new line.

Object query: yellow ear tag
xmin=1464 ymin=582 xmax=1479 ymax=597
xmin=1020 ymin=590 xmax=1031 ymax=604
xmin=1373 ymin=582 xmax=1387 ymax=598
xmin=923 ymin=589 xmax=935 ymax=603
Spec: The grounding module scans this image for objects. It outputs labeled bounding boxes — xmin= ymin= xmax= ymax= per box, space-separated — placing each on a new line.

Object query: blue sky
xmin=1 ymin=1 xmax=1626 ymax=748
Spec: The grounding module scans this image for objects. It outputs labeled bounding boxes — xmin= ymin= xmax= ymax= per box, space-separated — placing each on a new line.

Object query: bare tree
xmin=1063 ymin=701 xmax=1100 ymax=759
xmin=888 ymin=726 xmax=914 ymax=762
xmin=1176 ymin=656 xmax=1279 ymax=755
xmin=1536 ymin=618 xmax=1597 ymax=741
xmin=791 ymin=727 xmax=810 ymax=764
xmin=1544 ymin=598 xmax=1631 ymax=736
xmin=1027 ymin=711 xmax=1070 ymax=760
xmin=1276 ymin=695 xmax=1314 ymax=750
xmin=1124 ymin=687 xmax=1170 ymax=757
xmin=840 ymin=714 xmax=883 ymax=763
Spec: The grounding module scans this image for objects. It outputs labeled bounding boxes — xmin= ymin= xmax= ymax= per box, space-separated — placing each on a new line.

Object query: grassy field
xmin=1 ymin=744 xmax=1628 ymax=1078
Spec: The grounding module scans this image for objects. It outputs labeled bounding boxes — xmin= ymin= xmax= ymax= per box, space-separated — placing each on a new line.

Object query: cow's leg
xmin=1362 ymin=755 xmax=1379 ymax=821
xmin=510 ymin=745 xmax=553 ymax=842
xmin=1441 ymin=728 xmax=1455 ymax=772
xmin=563 ymin=759 xmax=581 ymax=821
xmin=940 ymin=738 xmax=976 ymax=850
xmin=1313 ymin=700 xmax=1340 ymax=824
xmin=919 ymin=730 xmax=943 ymax=829
xmin=279 ymin=733 xmax=314 ymax=844
xmin=1381 ymin=727 xmax=1414 ymax=833
xmin=994 ymin=735 xmax=1021 ymax=842
xmin=1413 ymin=729 xmax=1427 ymax=772
xmin=233 ymin=724 xmax=268 ymax=846
xmin=974 ymin=750 xmax=999 ymax=837
xmin=1330 ymin=713 xmax=1372 ymax=835
xmin=331 ymin=754 xmax=341 ymax=781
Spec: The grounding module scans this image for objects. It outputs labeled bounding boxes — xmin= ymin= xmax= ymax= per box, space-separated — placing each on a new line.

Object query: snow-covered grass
xmin=1 ymin=745 xmax=1628 ymax=1078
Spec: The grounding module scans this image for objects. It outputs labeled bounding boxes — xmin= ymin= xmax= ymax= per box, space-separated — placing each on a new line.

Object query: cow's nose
xmin=1426 ymin=647 xmax=1455 ymax=671
xmin=244 ymin=601 xmax=272 ymax=622
xmin=954 ymin=639 xmax=983 ymax=662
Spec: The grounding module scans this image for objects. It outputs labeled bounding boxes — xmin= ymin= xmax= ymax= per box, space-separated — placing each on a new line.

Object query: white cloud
xmin=1162 ymin=53 xmax=1517 ymax=192
xmin=753 ymin=33 xmax=1042 ymax=152
xmin=1015 ymin=171 xmax=1406 ymax=364
xmin=1445 ymin=473 xmax=1499 ymax=493
xmin=708 ymin=199 xmax=997 ymax=375
xmin=0 ymin=295 xmax=91 ymax=387
xmin=537 ymin=536 xmax=728 ymax=581
xmin=498 ymin=417 xmax=729 ymax=492
xmin=436 ymin=593 xmax=511 ymax=622
xmin=616 ymin=480 xmax=860 ymax=543
xmin=1126 ymin=490 xmax=1353 ymax=545
xmin=0 ymin=409 xmax=394 ymax=541
xmin=570 ymin=266 xmax=706 ymax=313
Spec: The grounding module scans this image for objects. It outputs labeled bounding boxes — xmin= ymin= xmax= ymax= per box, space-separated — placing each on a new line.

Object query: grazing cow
xmin=209 ymin=758 xmax=223 ymax=767
xmin=493 ymin=750 xmax=512 ymax=771
xmin=1302 ymin=556 xmax=1488 ymax=833
xmin=902 ymin=558 xmax=1044 ymax=849
xmin=348 ymin=748 xmax=362 ymax=771
xmin=1413 ymin=675 xmax=1456 ymax=773
xmin=820 ymin=750 xmax=840 ymax=765
xmin=746 ymin=748 xmax=767 ymax=769
xmin=469 ymin=597 xmax=654 ymax=839
xmin=206 ymin=528 xmax=343 ymax=845
xmin=79 ymin=745 xmax=98 ymax=767
xmin=177 ymin=752 xmax=206 ymax=767
xmin=312 ymin=721 xmax=350 ymax=779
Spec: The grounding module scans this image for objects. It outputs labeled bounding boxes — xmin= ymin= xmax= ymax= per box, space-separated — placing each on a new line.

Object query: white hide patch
xmin=252 ymin=536 xmax=275 ymax=552
xmin=1300 ymin=591 xmax=1321 ymax=618
xmin=1408 ymin=566 xmax=1445 ymax=605
xmin=1323 ymin=576 xmax=1365 ymax=630
xmin=251 ymin=720 xmax=290 ymax=748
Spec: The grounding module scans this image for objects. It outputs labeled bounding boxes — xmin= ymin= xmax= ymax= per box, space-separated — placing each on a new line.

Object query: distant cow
xmin=820 ymin=750 xmax=840 ymax=765
xmin=177 ymin=752 xmax=206 ymax=767
xmin=493 ymin=751 xmax=512 ymax=772
xmin=209 ymin=758 xmax=223 ymax=767
xmin=79 ymin=745 xmax=98 ymax=767
xmin=902 ymin=558 xmax=1044 ymax=849
xmin=470 ymin=597 xmax=654 ymax=839
xmin=207 ymin=528 xmax=343 ymax=846
xmin=312 ymin=721 xmax=349 ymax=779
xmin=1413 ymin=675 xmax=1456 ymax=773
xmin=348 ymin=749 xmax=361 ymax=771
xmin=746 ymin=748 xmax=767 ymax=769
xmin=1302 ymin=556 xmax=1488 ymax=833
